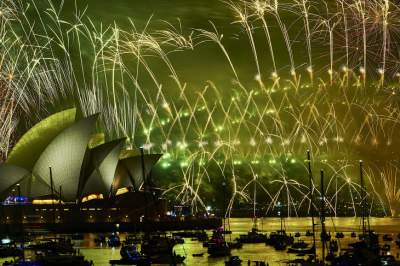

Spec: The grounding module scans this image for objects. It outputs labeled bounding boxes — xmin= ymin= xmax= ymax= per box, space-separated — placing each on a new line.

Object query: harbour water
xmin=2 ymin=217 xmax=399 ymax=266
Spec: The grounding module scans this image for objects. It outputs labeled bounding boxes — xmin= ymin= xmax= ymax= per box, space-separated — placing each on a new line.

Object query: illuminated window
xmin=32 ymin=199 xmax=62 ymax=205
xmin=81 ymin=193 xmax=103 ymax=202
xmin=116 ymin=187 xmax=129 ymax=196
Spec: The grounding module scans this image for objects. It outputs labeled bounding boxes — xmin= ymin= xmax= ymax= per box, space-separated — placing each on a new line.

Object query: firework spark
xmin=1 ymin=0 xmax=399 ymax=216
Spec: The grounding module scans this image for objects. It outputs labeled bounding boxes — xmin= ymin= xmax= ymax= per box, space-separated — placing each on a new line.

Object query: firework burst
xmin=1 ymin=0 xmax=400 ymax=216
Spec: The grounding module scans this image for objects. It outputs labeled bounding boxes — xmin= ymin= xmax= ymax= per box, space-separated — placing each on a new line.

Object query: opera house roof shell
xmin=0 ymin=108 xmax=161 ymax=202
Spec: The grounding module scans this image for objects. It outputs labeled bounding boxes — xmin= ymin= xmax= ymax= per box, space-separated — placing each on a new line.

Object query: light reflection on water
xmin=79 ymin=217 xmax=400 ymax=265
xmin=2 ymin=217 xmax=400 ymax=266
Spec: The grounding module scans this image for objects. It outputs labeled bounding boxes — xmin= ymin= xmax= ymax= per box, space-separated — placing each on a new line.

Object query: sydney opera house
xmin=0 ymin=108 xmax=168 ymax=232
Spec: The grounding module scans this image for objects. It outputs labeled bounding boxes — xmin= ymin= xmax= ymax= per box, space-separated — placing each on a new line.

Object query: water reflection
xmin=1 ymin=217 xmax=399 ymax=266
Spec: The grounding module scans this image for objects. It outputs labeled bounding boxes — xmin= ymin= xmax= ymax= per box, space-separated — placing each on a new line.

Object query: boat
xmin=70 ymin=234 xmax=84 ymax=240
xmin=266 ymin=230 xmax=293 ymax=248
xmin=383 ymin=234 xmax=393 ymax=242
xmin=331 ymin=250 xmax=377 ymax=266
xmin=285 ymin=256 xmax=322 ymax=266
xmin=358 ymin=230 xmax=379 ymax=243
xmin=207 ymin=228 xmax=231 ymax=257
xmin=287 ymin=239 xmax=313 ymax=254
xmin=305 ymin=150 xmax=317 ymax=261
xmin=348 ymin=232 xmax=379 ymax=252
xmin=252 ymin=262 xmax=267 ymax=266
xmin=36 ymin=253 xmax=92 ymax=266
xmin=108 ymin=234 xmax=121 ymax=247
xmin=237 ymin=227 xmax=268 ymax=244
xmin=335 ymin=232 xmax=344 ymax=239
xmin=238 ymin=180 xmax=268 ymax=244
xmin=319 ymin=170 xmax=339 ymax=265
xmin=141 ymin=233 xmax=174 ymax=255
xmin=109 ymin=244 xmax=151 ymax=265
xmin=329 ymin=240 xmax=338 ymax=252
xmin=172 ymin=231 xmax=195 ymax=238
xmin=353 ymin=230 xmax=379 ymax=255
xmin=227 ymin=240 xmax=242 ymax=249
xmin=295 ymin=232 xmax=301 ymax=238
xmin=140 ymin=233 xmax=185 ymax=264
xmin=4 ymin=254 xmax=93 ymax=266
xmin=0 ymin=246 xmax=23 ymax=258
xmin=0 ymin=239 xmax=23 ymax=258
xmin=382 ymin=243 xmax=391 ymax=252
xmin=208 ymin=242 xmax=231 ymax=257
xmin=207 ymin=182 xmax=231 ymax=257
xmin=274 ymin=240 xmax=288 ymax=251
xmin=124 ymin=235 xmax=142 ymax=245
xmin=287 ymin=245 xmax=315 ymax=255
xmin=225 ymin=256 xmax=242 ymax=266
xmin=270 ymin=231 xmax=292 ymax=251
xmin=291 ymin=240 xmax=308 ymax=249
xmin=4 ymin=242 xmax=92 ymax=266
xmin=289 ymin=153 xmax=333 ymax=265
xmin=321 ymin=231 xmax=331 ymax=242
xmin=3 ymin=261 xmax=39 ymax=266
xmin=196 ymin=231 xmax=208 ymax=241
xmin=379 ymin=255 xmax=399 ymax=266
xmin=172 ymin=236 xmax=184 ymax=244
xmin=266 ymin=193 xmax=293 ymax=250
xmin=332 ymin=249 xmax=400 ymax=266
xmin=305 ymin=230 xmax=314 ymax=237
xmin=350 ymin=232 xmax=357 ymax=238
xmin=27 ymin=238 xmax=75 ymax=254
xmin=172 ymin=231 xmax=208 ymax=241
xmin=109 ymin=260 xmax=149 ymax=266
xmin=325 ymin=251 xmax=336 ymax=262
xmin=192 ymin=253 xmax=204 ymax=257
xmin=331 ymin=162 xmax=395 ymax=266
xmin=150 ymin=253 xmax=185 ymax=265
xmin=94 ymin=235 xmax=106 ymax=244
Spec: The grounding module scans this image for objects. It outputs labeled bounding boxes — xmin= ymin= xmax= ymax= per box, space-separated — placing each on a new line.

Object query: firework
xmin=380 ymin=164 xmax=400 ymax=216
xmin=1 ymin=0 xmax=400 ymax=216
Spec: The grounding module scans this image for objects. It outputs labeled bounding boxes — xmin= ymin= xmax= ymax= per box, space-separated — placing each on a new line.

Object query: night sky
xmin=2 ymin=0 xmax=400 ymax=215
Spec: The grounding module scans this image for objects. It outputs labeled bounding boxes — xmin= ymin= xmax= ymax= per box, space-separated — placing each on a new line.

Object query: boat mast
xmin=49 ymin=167 xmax=56 ymax=225
xmin=59 ymin=185 xmax=62 ymax=223
xmin=222 ymin=181 xmax=226 ymax=238
xmin=140 ymin=147 xmax=147 ymax=190
xmin=307 ymin=150 xmax=317 ymax=260
xmin=17 ymin=183 xmax=23 ymax=237
xmin=280 ymin=204 xmax=283 ymax=233
xmin=359 ymin=160 xmax=371 ymax=236
xmin=359 ymin=160 xmax=366 ymax=237
xmin=279 ymin=187 xmax=284 ymax=233
xmin=253 ymin=175 xmax=257 ymax=229
xmin=140 ymin=147 xmax=148 ymax=235
xmin=320 ymin=170 xmax=326 ymax=265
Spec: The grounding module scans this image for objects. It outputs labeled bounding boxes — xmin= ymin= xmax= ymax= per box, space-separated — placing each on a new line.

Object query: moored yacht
xmin=207 ymin=227 xmax=231 ymax=257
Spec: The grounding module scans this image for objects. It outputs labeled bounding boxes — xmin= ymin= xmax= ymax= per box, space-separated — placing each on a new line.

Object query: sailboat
xmin=289 ymin=152 xmax=317 ymax=258
xmin=330 ymin=161 xmax=400 ymax=266
xmin=266 ymin=198 xmax=293 ymax=250
xmin=288 ymin=151 xmax=316 ymax=256
xmin=238 ymin=177 xmax=268 ymax=244
xmin=137 ymin=148 xmax=185 ymax=264
xmin=207 ymin=227 xmax=231 ymax=257
xmin=285 ymin=151 xmax=321 ymax=265
xmin=207 ymin=181 xmax=231 ymax=257
xmin=319 ymin=170 xmax=329 ymax=264
xmin=331 ymin=161 xmax=383 ymax=266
